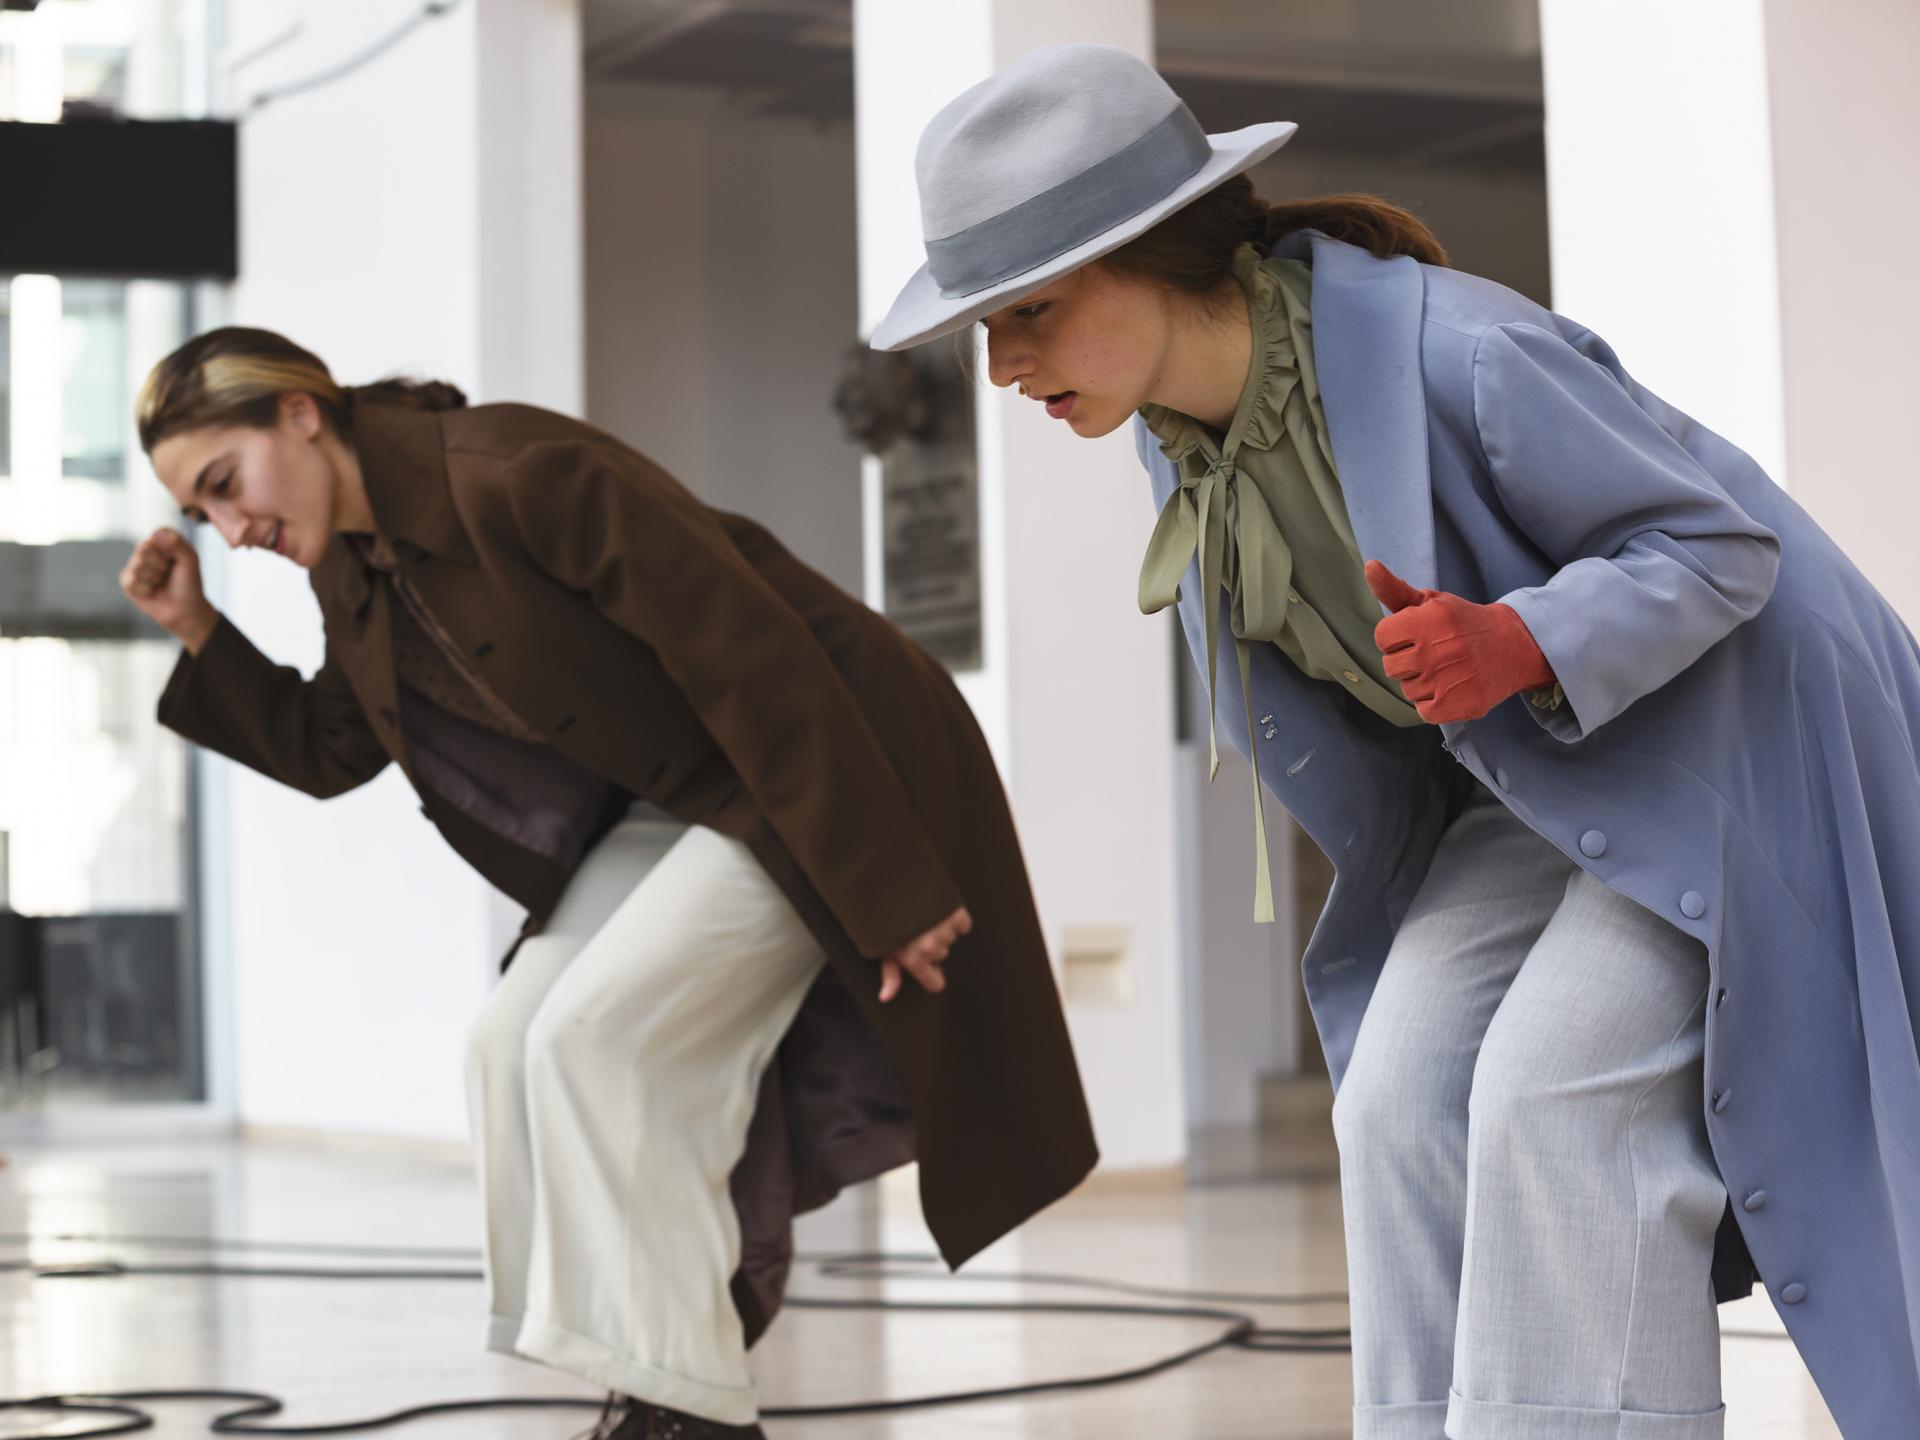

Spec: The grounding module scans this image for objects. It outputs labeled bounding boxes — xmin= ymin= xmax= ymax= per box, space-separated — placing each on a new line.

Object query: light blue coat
xmin=1137 ymin=231 xmax=1920 ymax=1436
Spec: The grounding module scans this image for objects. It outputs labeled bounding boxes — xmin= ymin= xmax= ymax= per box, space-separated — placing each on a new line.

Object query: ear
xmin=280 ymin=390 xmax=324 ymax=442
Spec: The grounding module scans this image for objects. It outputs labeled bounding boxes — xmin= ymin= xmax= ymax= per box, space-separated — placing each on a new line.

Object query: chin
xmin=1069 ymin=404 xmax=1130 ymax=440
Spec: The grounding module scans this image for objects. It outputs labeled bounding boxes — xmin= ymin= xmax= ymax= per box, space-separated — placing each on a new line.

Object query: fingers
xmin=903 ymin=948 xmax=948 ymax=994
xmin=880 ymin=906 xmax=973 ymax=1001
xmin=1363 ymin=559 xmax=1425 ymax=615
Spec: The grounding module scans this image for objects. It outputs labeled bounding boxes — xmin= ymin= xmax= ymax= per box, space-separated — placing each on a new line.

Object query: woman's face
xmin=149 ymin=393 xmax=342 ymax=569
xmin=982 ymin=262 xmax=1174 ymax=438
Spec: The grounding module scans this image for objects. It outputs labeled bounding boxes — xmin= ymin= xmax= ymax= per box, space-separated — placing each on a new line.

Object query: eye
xmin=1014 ymin=301 xmax=1051 ymax=321
xmin=211 ymin=474 xmax=233 ymax=497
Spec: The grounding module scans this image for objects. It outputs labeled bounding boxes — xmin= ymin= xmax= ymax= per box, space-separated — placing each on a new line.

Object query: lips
xmin=1044 ymin=391 xmax=1078 ymax=420
xmin=269 ymin=522 xmax=286 ymax=556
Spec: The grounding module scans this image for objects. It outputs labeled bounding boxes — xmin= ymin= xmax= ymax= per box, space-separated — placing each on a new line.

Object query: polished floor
xmin=0 ymin=1132 xmax=1841 ymax=1439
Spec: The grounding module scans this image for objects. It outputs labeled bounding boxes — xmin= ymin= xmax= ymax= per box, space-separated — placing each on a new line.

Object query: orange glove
xmin=1366 ymin=560 xmax=1555 ymax=724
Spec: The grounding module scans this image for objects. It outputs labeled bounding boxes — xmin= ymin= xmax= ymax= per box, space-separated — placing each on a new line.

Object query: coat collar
xmin=1281 ymin=230 xmax=1438 ymax=591
xmin=327 ymin=402 xmax=475 ymax=616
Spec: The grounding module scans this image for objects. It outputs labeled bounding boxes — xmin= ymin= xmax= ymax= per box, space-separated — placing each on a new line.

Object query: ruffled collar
xmin=1140 ymin=242 xmax=1298 ymax=465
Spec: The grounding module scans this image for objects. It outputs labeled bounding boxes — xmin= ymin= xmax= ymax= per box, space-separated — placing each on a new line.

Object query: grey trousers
xmin=1334 ymin=783 xmax=1728 ymax=1440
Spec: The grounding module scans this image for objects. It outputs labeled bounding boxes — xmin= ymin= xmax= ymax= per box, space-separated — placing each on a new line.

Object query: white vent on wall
xmin=1061 ymin=927 xmax=1133 ymax=1007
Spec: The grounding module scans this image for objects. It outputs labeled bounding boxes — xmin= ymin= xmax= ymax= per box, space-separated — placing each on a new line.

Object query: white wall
xmin=1763 ymin=0 xmax=1920 ymax=624
xmin=584 ymin=85 xmax=865 ymax=594
xmin=855 ymin=0 xmax=1190 ymax=1171
xmin=213 ymin=0 xmax=582 ymax=1140
xmin=1539 ymin=0 xmax=1786 ymax=484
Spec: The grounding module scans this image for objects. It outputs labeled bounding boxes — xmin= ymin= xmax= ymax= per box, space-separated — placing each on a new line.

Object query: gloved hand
xmin=1366 ymin=559 xmax=1556 ymax=724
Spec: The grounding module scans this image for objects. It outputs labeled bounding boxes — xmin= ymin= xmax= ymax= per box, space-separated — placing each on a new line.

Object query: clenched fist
xmin=120 ymin=528 xmax=220 ymax=654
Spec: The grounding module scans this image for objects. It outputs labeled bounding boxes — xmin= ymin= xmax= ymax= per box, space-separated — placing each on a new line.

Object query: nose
xmin=985 ymin=330 xmax=1032 ymax=391
xmin=209 ymin=508 xmax=249 ymax=550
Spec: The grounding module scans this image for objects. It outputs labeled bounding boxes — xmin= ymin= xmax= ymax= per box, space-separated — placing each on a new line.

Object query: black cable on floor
xmin=0 ymin=1233 xmax=1343 ymax=1436
xmin=0 ymin=1231 xmax=1791 ymax=1438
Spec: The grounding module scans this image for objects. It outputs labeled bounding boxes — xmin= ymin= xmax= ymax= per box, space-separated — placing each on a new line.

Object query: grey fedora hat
xmin=871 ymin=43 xmax=1297 ymax=352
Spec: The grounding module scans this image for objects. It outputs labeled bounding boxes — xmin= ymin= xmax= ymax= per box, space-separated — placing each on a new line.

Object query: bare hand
xmin=879 ymin=906 xmax=972 ymax=1003
xmin=120 ymin=528 xmax=219 ymax=653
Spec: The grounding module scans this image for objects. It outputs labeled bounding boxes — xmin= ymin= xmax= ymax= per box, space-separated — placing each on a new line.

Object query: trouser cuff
xmin=1446 ymin=1389 xmax=1725 ymax=1440
xmin=515 ymin=1313 xmax=759 ymax=1426
xmin=486 ymin=1312 xmax=523 ymax=1356
xmin=1353 ymin=1398 xmax=1449 ymax=1439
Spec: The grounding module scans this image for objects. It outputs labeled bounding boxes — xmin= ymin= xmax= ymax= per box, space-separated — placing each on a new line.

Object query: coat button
xmin=1743 ymin=1190 xmax=1768 ymax=1212
xmin=1712 ymin=1089 xmax=1732 ymax=1113
xmin=1780 ymin=1282 xmax=1807 ymax=1304
xmin=1342 ymin=669 xmax=1360 ymax=684
xmin=1715 ymin=987 xmax=1728 ymax=1009
xmin=1288 ymin=589 xmax=1301 ymax=604
xmin=1494 ymin=767 xmax=1510 ymax=789
xmin=380 ymin=706 xmax=397 ymax=729
xmin=1680 ymin=890 xmax=1707 ymax=920
xmin=554 ymin=716 xmax=576 ymax=734
xmin=1579 ymin=829 xmax=1607 ymax=858
xmin=475 ymin=641 xmax=495 ymax=658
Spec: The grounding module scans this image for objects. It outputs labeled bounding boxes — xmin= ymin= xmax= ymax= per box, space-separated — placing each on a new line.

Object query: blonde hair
xmin=137 ymin=326 xmax=465 ymax=452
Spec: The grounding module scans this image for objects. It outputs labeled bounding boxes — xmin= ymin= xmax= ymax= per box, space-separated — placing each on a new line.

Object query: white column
xmin=1539 ymin=0 xmax=1786 ymax=486
xmin=1760 ymin=0 xmax=1920 ymax=625
xmin=855 ymin=0 xmax=1189 ymax=1170
xmin=1541 ymin=0 xmax=1920 ymax=623
xmin=214 ymin=0 xmax=583 ymax=1140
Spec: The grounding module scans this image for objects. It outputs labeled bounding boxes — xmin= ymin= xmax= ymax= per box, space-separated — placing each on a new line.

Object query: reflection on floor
xmin=0 ymin=1135 xmax=1840 ymax=1439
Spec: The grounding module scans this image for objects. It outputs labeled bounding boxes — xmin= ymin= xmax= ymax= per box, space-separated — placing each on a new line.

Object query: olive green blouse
xmin=1138 ymin=244 xmax=1421 ymax=922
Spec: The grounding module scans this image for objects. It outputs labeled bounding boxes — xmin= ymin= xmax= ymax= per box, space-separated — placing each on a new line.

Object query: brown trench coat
xmin=158 ymin=400 xmax=1099 ymax=1342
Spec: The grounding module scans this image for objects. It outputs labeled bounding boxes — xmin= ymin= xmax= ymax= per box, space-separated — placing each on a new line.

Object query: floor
xmin=0 ymin=1133 xmax=1842 ymax=1439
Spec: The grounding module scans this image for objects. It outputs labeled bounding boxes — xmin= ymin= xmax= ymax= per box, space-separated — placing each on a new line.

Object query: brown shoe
xmin=592 ymin=1394 xmax=767 ymax=1440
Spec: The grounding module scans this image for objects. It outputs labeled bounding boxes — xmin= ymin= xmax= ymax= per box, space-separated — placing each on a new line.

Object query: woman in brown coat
xmin=119 ymin=328 xmax=1097 ymax=1440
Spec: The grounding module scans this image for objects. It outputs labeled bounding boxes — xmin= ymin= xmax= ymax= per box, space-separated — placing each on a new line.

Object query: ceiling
xmin=581 ymin=0 xmax=1544 ymax=172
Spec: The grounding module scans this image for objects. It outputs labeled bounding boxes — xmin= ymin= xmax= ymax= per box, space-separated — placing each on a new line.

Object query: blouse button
xmin=1288 ymin=589 xmax=1301 ymax=604
xmin=1342 ymin=669 xmax=1360 ymax=684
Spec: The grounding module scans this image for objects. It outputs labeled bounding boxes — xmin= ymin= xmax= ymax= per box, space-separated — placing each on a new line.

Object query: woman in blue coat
xmin=872 ymin=44 xmax=1918 ymax=1440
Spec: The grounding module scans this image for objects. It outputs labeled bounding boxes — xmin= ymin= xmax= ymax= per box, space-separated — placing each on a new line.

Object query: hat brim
xmin=870 ymin=121 xmax=1299 ymax=352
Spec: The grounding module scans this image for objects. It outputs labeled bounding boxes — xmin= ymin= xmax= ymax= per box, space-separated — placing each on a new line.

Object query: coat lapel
xmin=309 ymin=402 xmax=479 ymax=780
xmin=1305 ymin=232 xmax=1438 ymax=592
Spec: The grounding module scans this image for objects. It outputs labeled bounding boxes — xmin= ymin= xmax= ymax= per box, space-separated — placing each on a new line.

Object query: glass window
xmin=60 ymin=280 xmax=130 ymax=483
xmin=63 ymin=45 xmax=129 ymax=110
xmin=0 ymin=636 xmax=202 ymax=1105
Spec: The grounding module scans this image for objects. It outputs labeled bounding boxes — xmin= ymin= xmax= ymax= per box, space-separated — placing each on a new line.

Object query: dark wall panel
xmin=0 ymin=119 xmax=237 ymax=280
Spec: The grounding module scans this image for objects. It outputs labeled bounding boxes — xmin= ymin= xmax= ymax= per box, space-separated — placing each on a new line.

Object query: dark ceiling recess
xmin=0 ymin=119 xmax=238 ymax=279
xmin=0 ymin=1 xmax=44 ymax=10
xmin=587 ymin=2 xmax=1543 ymax=172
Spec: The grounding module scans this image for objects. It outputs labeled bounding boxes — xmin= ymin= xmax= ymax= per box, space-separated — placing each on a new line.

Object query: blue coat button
xmin=1743 ymin=1190 xmax=1768 ymax=1211
xmin=1681 ymin=890 xmax=1707 ymax=920
xmin=1580 ymin=829 xmax=1607 ymax=858
xmin=1781 ymin=1283 xmax=1807 ymax=1304
xmin=1712 ymin=1089 xmax=1732 ymax=1113
xmin=1495 ymin=767 xmax=1510 ymax=789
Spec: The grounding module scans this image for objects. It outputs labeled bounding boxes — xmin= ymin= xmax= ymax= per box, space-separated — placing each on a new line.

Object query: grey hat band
xmin=925 ymin=103 xmax=1211 ymax=298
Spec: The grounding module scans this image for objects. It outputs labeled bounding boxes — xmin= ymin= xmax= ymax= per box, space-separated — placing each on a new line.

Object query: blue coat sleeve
xmin=1471 ymin=321 xmax=1781 ymax=740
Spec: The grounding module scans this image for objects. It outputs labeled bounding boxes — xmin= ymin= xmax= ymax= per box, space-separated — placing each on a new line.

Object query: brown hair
xmin=1100 ymin=178 xmax=1448 ymax=298
xmin=136 ymin=326 xmax=466 ymax=453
